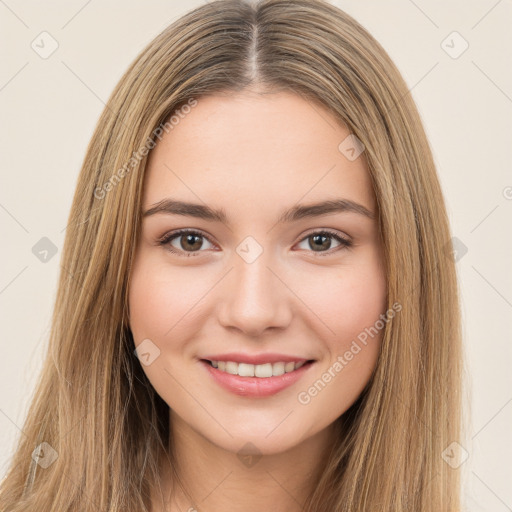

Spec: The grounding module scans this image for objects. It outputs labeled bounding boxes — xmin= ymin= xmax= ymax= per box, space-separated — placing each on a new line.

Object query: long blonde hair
xmin=0 ymin=1 xmax=466 ymax=510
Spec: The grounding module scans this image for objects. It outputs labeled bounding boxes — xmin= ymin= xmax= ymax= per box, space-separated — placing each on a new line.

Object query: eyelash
xmin=157 ymin=228 xmax=353 ymax=258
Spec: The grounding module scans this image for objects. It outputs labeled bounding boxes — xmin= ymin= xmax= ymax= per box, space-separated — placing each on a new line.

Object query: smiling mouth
xmin=201 ymin=359 xmax=315 ymax=378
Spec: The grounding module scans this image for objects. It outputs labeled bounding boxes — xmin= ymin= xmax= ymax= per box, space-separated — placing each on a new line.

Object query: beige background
xmin=1 ymin=1 xmax=511 ymax=509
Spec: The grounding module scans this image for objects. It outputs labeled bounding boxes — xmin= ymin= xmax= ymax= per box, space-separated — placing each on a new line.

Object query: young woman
xmin=0 ymin=0 xmax=466 ymax=510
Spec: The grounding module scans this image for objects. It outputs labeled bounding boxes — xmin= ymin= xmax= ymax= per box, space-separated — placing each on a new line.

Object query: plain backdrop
xmin=1 ymin=1 xmax=511 ymax=510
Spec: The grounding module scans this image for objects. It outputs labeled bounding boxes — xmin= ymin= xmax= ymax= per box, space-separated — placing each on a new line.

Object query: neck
xmin=153 ymin=413 xmax=339 ymax=512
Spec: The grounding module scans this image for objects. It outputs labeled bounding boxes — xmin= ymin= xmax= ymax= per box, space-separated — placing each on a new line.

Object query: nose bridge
xmin=217 ymin=246 xmax=292 ymax=335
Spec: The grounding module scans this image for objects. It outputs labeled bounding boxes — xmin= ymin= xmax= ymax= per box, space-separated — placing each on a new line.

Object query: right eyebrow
xmin=143 ymin=199 xmax=228 ymax=222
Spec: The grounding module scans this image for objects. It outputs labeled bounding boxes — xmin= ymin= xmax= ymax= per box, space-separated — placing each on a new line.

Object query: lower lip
xmin=201 ymin=360 xmax=315 ymax=397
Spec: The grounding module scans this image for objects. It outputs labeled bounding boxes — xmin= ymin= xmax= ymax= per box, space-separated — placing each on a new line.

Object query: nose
xmin=217 ymin=252 xmax=293 ymax=337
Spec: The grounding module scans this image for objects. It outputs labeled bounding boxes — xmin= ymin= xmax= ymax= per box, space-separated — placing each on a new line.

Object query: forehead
xmin=143 ymin=91 xmax=375 ymax=215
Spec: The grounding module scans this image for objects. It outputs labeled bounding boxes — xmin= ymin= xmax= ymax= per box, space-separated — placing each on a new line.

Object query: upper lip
xmin=201 ymin=353 xmax=314 ymax=365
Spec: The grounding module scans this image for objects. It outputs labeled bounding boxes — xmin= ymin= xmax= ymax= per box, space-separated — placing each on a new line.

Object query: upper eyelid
xmin=160 ymin=228 xmax=350 ymax=251
xmin=160 ymin=228 xmax=215 ymax=245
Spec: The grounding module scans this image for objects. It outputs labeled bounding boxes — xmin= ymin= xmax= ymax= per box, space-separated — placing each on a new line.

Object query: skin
xmin=128 ymin=89 xmax=387 ymax=512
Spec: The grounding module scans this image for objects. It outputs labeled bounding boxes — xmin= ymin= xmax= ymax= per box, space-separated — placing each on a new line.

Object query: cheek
xmin=312 ymin=260 xmax=384 ymax=319
xmin=128 ymin=267 xmax=171 ymax=342
xmin=128 ymin=255 xmax=206 ymax=343
xmin=127 ymin=256 xmax=207 ymax=395
xmin=294 ymin=261 xmax=386 ymax=417
xmin=298 ymin=253 xmax=387 ymax=362
xmin=337 ymin=271 xmax=386 ymax=344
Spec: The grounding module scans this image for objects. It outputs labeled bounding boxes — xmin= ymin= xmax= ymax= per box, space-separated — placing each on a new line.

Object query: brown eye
xmin=296 ymin=230 xmax=352 ymax=255
xmin=159 ymin=230 xmax=215 ymax=256
xmin=309 ymin=234 xmax=333 ymax=251
xmin=177 ymin=233 xmax=204 ymax=252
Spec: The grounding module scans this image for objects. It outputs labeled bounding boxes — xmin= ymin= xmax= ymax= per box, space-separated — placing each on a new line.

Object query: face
xmin=128 ymin=90 xmax=387 ymax=456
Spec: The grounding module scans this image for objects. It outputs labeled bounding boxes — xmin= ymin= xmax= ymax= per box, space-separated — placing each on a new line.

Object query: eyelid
xmin=294 ymin=228 xmax=352 ymax=256
xmin=157 ymin=228 xmax=216 ymax=257
xmin=157 ymin=227 xmax=352 ymax=257
xmin=157 ymin=228 xmax=213 ymax=244
xmin=299 ymin=227 xmax=351 ymax=244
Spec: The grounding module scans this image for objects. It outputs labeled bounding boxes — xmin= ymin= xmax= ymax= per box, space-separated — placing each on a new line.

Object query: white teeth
xmin=209 ymin=360 xmax=309 ymax=377
xmin=284 ymin=362 xmax=295 ymax=373
xmin=225 ymin=361 xmax=238 ymax=375
xmin=238 ymin=363 xmax=255 ymax=377
xmin=272 ymin=362 xmax=285 ymax=376
xmin=255 ymin=363 xmax=272 ymax=378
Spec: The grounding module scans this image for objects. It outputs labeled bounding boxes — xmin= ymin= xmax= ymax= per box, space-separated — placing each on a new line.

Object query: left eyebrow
xmin=142 ymin=198 xmax=375 ymax=224
xmin=278 ymin=199 xmax=375 ymax=222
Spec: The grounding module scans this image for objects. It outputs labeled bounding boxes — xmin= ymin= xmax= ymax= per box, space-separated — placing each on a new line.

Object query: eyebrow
xmin=142 ymin=198 xmax=375 ymax=224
